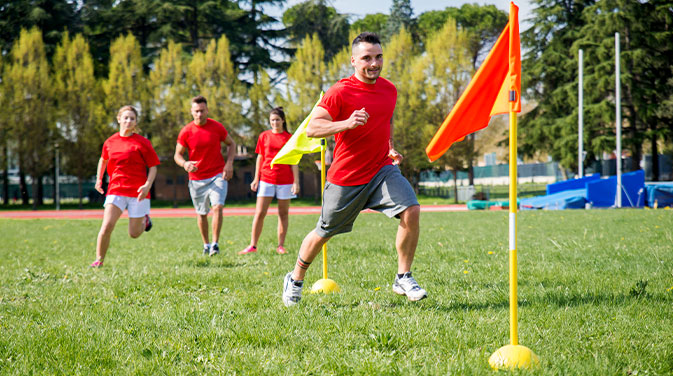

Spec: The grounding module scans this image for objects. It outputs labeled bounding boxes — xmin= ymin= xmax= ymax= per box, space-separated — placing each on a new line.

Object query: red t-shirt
xmin=177 ymin=119 xmax=229 ymax=181
xmin=319 ymin=75 xmax=397 ymax=186
xmin=101 ymin=133 xmax=160 ymax=198
xmin=256 ymin=130 xmax=294 ymax=185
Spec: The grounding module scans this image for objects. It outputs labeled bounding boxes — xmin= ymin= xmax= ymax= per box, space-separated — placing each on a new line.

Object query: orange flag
xmin=426 ymin=2 xmax=520 ymax=162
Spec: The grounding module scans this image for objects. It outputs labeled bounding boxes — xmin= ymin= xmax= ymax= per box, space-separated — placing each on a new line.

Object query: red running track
xmin=0 ymin=205 xmax=467 ymax=219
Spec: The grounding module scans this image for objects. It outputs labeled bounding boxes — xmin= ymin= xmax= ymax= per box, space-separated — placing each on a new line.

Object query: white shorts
xmin=188 ymin=174 xmax=227 ymax=215
xmin=104 ymin=195 xmax=150 ymax=218
xmin=257 ymin=181 xmax=295 ymax=200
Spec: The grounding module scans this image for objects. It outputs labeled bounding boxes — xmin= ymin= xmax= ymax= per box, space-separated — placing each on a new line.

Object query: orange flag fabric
xmin=426 ymin=2 xmax=520 ymax=162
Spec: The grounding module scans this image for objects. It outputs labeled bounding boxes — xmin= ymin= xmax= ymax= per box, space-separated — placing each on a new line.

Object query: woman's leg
xmin=128 ymin=217 xmax=145 ymax=238
xmin=276 ymin=199 xmax=291 ymax=247
xmin=95 ymin=204 xmax=123 ymax=262
xmin=250 ymin=196 xmax=273 ymax=247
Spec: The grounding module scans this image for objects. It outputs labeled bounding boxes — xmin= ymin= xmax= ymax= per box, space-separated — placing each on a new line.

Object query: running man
xmin=282 ymin=32 xmax=426 ymax=306
xmin=174 ymin=95 xmax=236 ymax=256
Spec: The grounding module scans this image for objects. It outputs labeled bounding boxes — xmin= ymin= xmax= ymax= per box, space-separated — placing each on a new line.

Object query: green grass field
xmin=1 ymin=209 xmax=672 ymax=374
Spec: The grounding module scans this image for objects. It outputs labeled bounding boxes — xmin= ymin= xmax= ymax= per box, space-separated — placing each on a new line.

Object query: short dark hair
xmin=192 ymin=95 xmax=208 ymax=106
xmin=352 ymin=32 xmax=381 ymax=49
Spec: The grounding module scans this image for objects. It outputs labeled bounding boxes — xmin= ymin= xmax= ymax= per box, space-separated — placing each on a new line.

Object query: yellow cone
xmin=488 ymin=344 xmax=539 ymax=370
xmin=310 ymin=278 xmax=340 ymax=294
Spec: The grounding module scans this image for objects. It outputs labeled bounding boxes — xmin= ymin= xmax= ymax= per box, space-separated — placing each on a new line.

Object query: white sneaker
xmin=282 ymin=272 xmax=303 ymax=307
xmin=392 ymin=272 xmax=427 ymax=301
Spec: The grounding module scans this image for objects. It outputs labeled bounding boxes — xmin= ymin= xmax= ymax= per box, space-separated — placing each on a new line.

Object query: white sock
xmin=211 ymin=242 xmax=218 ymax=247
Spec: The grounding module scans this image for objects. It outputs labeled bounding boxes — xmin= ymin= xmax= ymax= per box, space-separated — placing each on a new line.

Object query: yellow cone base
xmin=310 ymin=279 xmax=340 ymax=294
xmin=488 ymin=344 xmax=539 ymax=370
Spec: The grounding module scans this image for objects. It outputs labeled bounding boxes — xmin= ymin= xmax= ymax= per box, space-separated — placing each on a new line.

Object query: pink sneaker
xmin=90 ymin=260 xmax=103 ymax=268
xmin=276 ymin=246 xmax=287 ymax=254
xmin=238 ymin=245 xmax=257 ymax=255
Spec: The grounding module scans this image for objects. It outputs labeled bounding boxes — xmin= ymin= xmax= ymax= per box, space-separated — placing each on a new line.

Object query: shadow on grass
xmin=317 ymin=289 xmax=673 ymax=313
xmin=189 ymin=259 xmax=244 ymax=269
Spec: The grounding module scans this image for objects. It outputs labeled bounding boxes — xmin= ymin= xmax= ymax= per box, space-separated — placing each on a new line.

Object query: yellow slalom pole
xmin=311 ymin=138 xmax=339 ymax=294
xmin=509 ymin=109 xmax=519 ymax=346
xmin=488 ymin=102 xmax=539 ymax=370
xmin=321 ymin=139 xmax=328 ymax=280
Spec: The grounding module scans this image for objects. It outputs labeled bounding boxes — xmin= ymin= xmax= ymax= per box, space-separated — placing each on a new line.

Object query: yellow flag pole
xmin=321 ymin=139 xmax=329 ymax=280
xmin=509 ymin=108 xmax=519 ymax=346
xmin=488 ymin=96 xmax=539 ymax=370
xmin=311 ymin=138 xmax=339 ymax=294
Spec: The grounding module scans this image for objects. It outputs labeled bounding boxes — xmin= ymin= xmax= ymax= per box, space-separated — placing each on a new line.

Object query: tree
xmin=520 ymin=0 xmax=596 ymax=177
xmin=0 ymin=0 xmax=79 ymax=57
xmin=384 ymin=27 xmax=429 ymax=186
xmin=147 ymin=40 xmax=189 ymax=207
xmin=577 ymin=0 xmax=673 ymax=180
xmin=351 ymin=13 xmax=388 ymax=36
xmin=189 ymin=35 xmax=245 ymax=136
xmin=4 ymin=28 xmax=54 ymax=209
xmin=102 ymin=33 xmax=146 ymax=129
xmin=417 ymin=5 xmax=507 ymax=185
xmin=247 ymin=69 xmax=274 ymax=143
xmin=0 ymin=47 xmax=7 ymax=205
xmin=53 ymin=32 xmax=107 ymax=208
xmin=418 ymin=18 xmax=472 ymax=200
xmin=227 ymin=0 xmax=291 ymax=77
xmin=283 ymin=34 xmax=326 ymax=128
xmin=282 ymin=0 xmax=350 ymax=61
xmin=385 ymin=0 xmax=417 ymax=40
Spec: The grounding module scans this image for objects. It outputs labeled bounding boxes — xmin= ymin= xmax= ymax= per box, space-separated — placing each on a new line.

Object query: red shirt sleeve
xmin=219 ymin=124 xmax=229 ymax=143
xmin=101 ymin=139 xmax=110 ymax=160
xmin=255 ymin=132 xmax=265 ymax=156
xmin=140 ymin=137 xmax=161 ymax=167
xmin=177 ymin=126 xmax=189 ymax=148
xmin=319 ymin=84 xmax=343 ymax=120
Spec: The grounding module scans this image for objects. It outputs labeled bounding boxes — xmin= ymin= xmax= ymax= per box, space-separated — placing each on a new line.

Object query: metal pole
xmin=615 ymin=33 xmax=622 ymax=208
xmin=55 ymin=144 xmax=60 ymax=211
xmin=578 ymin=49 xmax=584 ymax=178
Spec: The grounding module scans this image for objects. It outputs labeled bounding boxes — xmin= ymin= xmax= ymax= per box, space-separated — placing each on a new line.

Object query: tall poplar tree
xmin=284 ymin=34 xmax=325 ymax=127
xmin=53 ymin=32 xmax=106 ymax=207
xmin=147 ymin=40 xmax=189 ymax=206
xmin=102 ymin=33 xmax=146 ymax=130
xmin=247 ymin=69 xmax=273 ymax=142
xmin=189 ymin=35 xmax=244 ymax=137
xmin=0 ymin=50 xmax=8 ymax=204
xmin=385 ymin=27 xmax=429 ymax=186
xmin=420 ymin=18 xmax=472 ymax=200
xmin=4 ymin=28 xmax=54 ymax=209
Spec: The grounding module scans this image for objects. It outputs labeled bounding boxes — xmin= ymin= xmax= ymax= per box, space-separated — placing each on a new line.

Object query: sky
xmin=268 ymin=0 xmax=534 ymax=30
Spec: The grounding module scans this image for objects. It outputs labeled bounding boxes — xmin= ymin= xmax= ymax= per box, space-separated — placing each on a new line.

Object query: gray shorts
xmin=188 ymin=174 xmax=227 ymax=215
xmin=315 ymin=165 xmax=419 ymax=238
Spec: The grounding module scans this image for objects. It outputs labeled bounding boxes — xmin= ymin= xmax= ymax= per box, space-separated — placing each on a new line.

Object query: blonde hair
xmin=117 ymin=105 xmax=140 ymax=133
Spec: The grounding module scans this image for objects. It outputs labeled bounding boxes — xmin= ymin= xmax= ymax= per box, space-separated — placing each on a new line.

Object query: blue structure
xmin=645 ymin=184 xmax=673 ymax=208
xmin=546 ymin=173 xmax=599 ymax=195
xmin=520 ymin=170 xmax=647 ymax=210
xmin=586 ymin=170 xmax=645 ymax=208
xmin=520 ymin=189 xmax=586 ymax=210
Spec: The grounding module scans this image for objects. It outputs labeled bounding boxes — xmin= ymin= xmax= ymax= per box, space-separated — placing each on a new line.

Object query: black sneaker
xmin=209 ymin=243 xmax=220 ymax=257
xmin=144 ymin=215 xmax=153 ymax=232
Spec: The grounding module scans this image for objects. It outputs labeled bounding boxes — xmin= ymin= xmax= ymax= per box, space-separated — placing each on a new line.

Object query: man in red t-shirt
xmin=174 ymin=95 xmax=236 ymax=256
xmin=282 ymin=32 xmax=426 ymax=306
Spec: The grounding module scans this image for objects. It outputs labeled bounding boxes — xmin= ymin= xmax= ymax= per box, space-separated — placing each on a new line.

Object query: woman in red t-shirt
xmin=239 ymin=107 xmax=299 ymax=255
xmin=90 ymin=106 xmax=160 ymax=268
